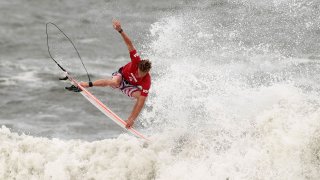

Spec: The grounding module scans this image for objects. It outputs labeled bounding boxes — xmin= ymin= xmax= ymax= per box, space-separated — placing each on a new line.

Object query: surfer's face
xmin=137 ymin=68 xmax=148 ymax=78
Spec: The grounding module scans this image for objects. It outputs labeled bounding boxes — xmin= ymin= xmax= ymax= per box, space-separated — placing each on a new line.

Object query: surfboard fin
xmin=59 ymin=76 xmax=68 ymax=81
xmin=65 ymin=85 xmax=82 ymax=92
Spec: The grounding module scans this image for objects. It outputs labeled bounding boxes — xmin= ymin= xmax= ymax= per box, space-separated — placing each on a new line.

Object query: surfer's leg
xmin=78 ymin=69 xmax=122 ymax=88
xmin=110 ymin=75 xmax=122 ymax=88
xmin=96 ymin=76 xmax=121 ymax=87
xmin=110 ymin=71 xmax=122 ymax=88
xmin=117 ymin=82 xmax=140 ymax=98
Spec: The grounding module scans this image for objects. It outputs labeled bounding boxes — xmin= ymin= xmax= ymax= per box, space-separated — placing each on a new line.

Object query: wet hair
xmin=138 ymin=59 xmax=152 ymax=72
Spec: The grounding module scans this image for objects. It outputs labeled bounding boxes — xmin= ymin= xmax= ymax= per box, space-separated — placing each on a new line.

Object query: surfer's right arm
xmin=112 ymin=19 xmax=135 ymax=52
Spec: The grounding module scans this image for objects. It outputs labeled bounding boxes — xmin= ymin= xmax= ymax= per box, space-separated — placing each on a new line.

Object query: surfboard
xmin=65 ymin=72 xmax=149 ymax=140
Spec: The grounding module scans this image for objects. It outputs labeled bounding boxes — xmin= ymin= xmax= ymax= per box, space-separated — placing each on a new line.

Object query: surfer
xmin=79 ymin=20 xmax=152 ymax=129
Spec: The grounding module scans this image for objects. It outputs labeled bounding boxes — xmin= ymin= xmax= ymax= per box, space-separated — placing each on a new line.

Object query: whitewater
xmin=1 ymin=0 xmax=320 ymax=179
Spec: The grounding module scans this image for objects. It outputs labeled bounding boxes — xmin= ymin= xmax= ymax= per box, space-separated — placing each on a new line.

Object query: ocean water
xmin=1 ymin=0 xmax=320 ymax=179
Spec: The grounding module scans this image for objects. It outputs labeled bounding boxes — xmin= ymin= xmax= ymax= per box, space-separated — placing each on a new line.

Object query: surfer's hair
xmin=138 ymin=59 xmax=152 ymax=72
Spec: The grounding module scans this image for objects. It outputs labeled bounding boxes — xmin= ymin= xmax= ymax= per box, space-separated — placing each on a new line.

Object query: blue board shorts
xmin=112 ymin=68 xmax=141 ymax=98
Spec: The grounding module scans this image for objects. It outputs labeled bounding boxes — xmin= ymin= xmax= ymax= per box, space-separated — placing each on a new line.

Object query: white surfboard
xmin=65 ymin=72 xmax=149 ymax=140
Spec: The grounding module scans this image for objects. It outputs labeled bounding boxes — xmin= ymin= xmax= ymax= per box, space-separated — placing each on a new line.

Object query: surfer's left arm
xmin=126 ymin=96 xmax=147 ymax=128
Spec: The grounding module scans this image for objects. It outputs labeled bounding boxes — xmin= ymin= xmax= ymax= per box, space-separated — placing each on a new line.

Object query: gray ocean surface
xmin=1 ymin=0 xmax=320 ymax=179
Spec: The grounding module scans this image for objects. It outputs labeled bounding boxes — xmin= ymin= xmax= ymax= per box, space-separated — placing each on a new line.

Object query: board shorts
xmin=112 ymin=68 xmax=141 ymax=98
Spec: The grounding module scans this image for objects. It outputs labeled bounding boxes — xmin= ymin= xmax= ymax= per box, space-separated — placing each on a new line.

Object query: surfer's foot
xmin=65 ymin=85 xmax=82 ymax=92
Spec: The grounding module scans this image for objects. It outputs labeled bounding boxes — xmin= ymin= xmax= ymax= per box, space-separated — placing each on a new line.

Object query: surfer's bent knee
xmin=110 ymin=76 xmax=121 ymax=87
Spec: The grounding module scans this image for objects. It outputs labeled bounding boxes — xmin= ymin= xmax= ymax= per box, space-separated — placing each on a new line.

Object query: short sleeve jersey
xmin=120 ymin=49 xmax=151 ymax=97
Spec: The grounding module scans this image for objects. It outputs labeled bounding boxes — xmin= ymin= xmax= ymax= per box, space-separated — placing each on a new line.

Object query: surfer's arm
xmin=112 ymin=19 xmax=135 ymax=51
xmin=126 ymin=96 xmax=146 ymax=128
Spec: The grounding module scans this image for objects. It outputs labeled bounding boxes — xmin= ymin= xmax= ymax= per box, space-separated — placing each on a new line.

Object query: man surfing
xmin=78 ymin=20 xmax=152 ymax=129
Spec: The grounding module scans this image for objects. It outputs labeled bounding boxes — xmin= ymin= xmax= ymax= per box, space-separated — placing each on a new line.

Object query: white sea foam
xmin=140 ymin=6 xmax=320 ymax=179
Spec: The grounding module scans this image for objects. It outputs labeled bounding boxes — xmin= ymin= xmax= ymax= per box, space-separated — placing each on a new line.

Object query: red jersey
xmin=120 ymin=49 xmax=151 ymax=97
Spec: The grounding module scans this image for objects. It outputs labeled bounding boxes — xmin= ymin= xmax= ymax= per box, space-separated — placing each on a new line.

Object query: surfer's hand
xmin=79 ymin=81 xmax=89 ymax=87
xmin=112 ymin=19 xmax=122 ymax=31
xmin=125 ymin=118 xmax=134 ymax=129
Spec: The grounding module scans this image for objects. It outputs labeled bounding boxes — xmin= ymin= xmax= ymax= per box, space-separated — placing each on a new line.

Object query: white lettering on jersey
xmin=143 ymin=89 xmax=149 ymax=93
xmin=130 ymin=73 xmax=138 ymax=82
xmin=133 ymin=53 xmax=139 ymax=57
